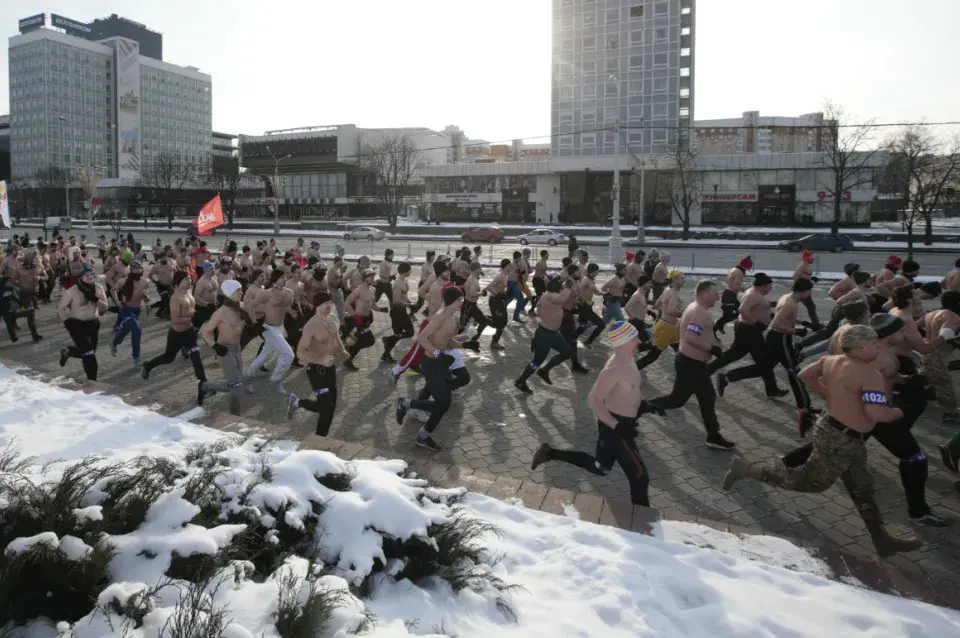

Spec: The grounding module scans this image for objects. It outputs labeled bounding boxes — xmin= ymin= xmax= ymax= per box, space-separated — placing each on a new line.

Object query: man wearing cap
xmin=515 ymin=275 xmax=576 ymax=393
xmin=649 ymin=280 xmax=736 ymax=450
xmin=110 ymin=260 xmax=150 ymax=365
xmin=722 ymin=324 xmax=923 ymax=558
xmin=395 ymin=285 xmax=471 ymax=451
xmin=57 ymin=264 xmax=108 ymax=381
xmin=459 ymin=261 xmax=490 ymax=352
xmin=531 ymin=320 xmax=665 ymax=506
xmin=714 ymin=256 xmax=752 ymax=335
xmin=199 ymin=279 xmax=256 ymax=415
xmin=793 ymin=249 xmax=821 ymax=328
xmin=636 ymin=269 xmax=684 ymax=371
xmin=711 ymin=273 xmax=788 ymax=399
xmin=721 ymin=278 xmax=814 ymax=424
xmin=342 ymin=268 xmax=380 ymax=369
xmin=382 ymin=262 xmax=416 ymax=361
xmin=374 ymin=248 xmax=395 ymax=305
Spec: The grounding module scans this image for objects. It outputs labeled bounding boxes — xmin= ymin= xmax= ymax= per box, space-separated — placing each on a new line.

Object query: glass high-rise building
xmin=8 ymin=26 xmax=211 ymax=182
xmin=551 ymin=0 xmax=695 ymax=158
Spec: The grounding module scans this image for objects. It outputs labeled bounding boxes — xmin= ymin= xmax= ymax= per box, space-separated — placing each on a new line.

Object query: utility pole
xmin=608 ymin=37 xmax=623 ymax=263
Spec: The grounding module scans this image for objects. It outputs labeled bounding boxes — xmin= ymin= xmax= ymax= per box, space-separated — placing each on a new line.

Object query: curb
xmin=3 ymin=357 xmax=959 ymax=612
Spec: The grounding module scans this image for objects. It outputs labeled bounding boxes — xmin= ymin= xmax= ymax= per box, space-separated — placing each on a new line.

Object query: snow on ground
xmin=1 ymin=365 xmax=959 ymax=637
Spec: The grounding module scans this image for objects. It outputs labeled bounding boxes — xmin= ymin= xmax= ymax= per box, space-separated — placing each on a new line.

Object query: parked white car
xmin=343 ymin=226 xmax=386 ymax=241
xmin=516 ymin=228 xmax=567 ymax=246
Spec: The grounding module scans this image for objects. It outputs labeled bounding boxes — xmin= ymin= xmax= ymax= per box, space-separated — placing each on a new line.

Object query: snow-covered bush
xmin=0 ymin=437 xmax=512 ymax=635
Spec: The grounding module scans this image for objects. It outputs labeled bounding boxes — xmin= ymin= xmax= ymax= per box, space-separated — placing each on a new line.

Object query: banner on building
xmin=196 ymin=194 xmax=225 ymax=235
xmin=0 ymin=181 xmax=9 ymax=229
xmin=18 ymin=14 xmax=45 ymax=33
xmin=50 ymin=14 xmax=92 ymax=37
xmin=115 ymin=38 xmax=142 ymax=180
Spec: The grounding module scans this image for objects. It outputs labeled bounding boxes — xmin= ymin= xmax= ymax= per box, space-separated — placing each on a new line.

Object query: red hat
xmin=625 ymin=251 xmax=635 ymax=262
xmin=738 ymin=256 xmax=753 ymax=270
xmin=886 ymin=255 xmax=903 ymax=267
xmin=801 ymin=249 xmax=815 ymax=263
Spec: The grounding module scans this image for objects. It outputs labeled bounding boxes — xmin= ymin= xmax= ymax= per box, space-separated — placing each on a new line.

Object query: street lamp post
xmin=265 ymin=145 xmax=291 ymax=235
xmin=607 ymin=38 xmax=624 ymax=263
xmin=57 ymin=116 xmax=70 ymax=218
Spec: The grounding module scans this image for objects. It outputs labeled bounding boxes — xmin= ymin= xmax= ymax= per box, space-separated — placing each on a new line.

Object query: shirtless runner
xmin=56 ymin=264 xmax=107 ymax=381
xmin=247 ymin=269 xmax=297 ymax=394
xmin=531 ymin=321 xmax=664 ymax=507
xmin=110 ymin=260 xmax=150 ymax=364
xmin=200 ymin=279 xmax=256 ymax=415
xmin=722 ymin=324 xmax=924 ymax=557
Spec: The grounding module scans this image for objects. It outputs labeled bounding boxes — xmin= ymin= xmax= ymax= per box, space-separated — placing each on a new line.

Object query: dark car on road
xmin=461 ymin=226 xmax=503 ymax=243
xmin=778 ymin=233 xmax=855 ymax=253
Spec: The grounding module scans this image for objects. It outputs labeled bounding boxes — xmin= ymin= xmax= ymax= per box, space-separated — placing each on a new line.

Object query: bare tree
xmin=359 ymin=133 xmax=427 ymax=230
xmin=138 ymin=153 xmax=192 ymax=228
xmin=883 ymin=126 xmax=960 ymax=255
xmin=816 ymin=102 xmax=879 ymax=234
xmin=205 ymin=155 xmax=243 ymax=230
xmin=663 ymin=128 xmax=700 ymax=240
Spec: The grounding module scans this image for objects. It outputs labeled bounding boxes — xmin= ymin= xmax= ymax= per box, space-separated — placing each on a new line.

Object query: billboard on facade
xmin=50 ymin=14 xmax=92 ymax=37
xmin=115 ymin=38 xmax=142 ymax=180
xmin=18 ymin=14 xmax=45 ymax=33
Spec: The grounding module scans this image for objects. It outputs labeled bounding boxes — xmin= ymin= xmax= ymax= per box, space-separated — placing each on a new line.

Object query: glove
xmin=212 ymin=343 xmax=228 ymax=356
xmin=794 ymin=327 xmax=808 ymax=338
xmin=939 ymin=326 xmax=957 ymax=341
xmin=637 ymin=400 xmax=665 ymax=417
xmin=710 ymin=345 xmax=723 ymax=358
xmin=466 ymin=326 xmax=478 ymax=339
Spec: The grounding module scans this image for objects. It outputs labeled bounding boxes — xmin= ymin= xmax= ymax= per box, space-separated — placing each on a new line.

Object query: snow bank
xmin=1 ymin=365 xmax=959 ymax=637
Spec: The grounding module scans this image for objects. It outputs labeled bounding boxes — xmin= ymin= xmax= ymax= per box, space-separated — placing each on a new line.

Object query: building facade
xmin=693 ymin=111 xmax=836 ymax=156
xmin=88 ymin=14 xmax=162 ymax=61
xmin=551 ymin=0 xmax=695 ymax=159
xmin=8 ymin=23 xmax=211 ymax=185
xmin=238 ymin=124 xmax=456 ymax=218
xmin=212 ymin=131 xmax=237 ymax=157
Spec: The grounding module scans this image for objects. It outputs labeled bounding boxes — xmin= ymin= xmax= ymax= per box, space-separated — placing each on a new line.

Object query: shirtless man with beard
xmin=110 ymin=260 xmax=150 ymax=365
xmin=200 ymin=280 xmax=256 ymax=415
xmin=248 ymin=269 xmax=297 ymax=394
xmin=287 ymin=291 xmax=352 ymax=434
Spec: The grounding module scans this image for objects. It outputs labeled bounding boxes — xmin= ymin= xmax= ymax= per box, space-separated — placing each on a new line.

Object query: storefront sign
xmin=796 ymin=189 xmax=875 ymax=203
xmin=759 ymin=185 xmax=795 ymax=203
xmin=702 ymin=192 xmax=757 ymax=202
xmin=422 ymin=192 xmax=502 ymax=204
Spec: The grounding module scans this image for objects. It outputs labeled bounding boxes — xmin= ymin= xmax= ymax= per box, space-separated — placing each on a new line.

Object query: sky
xmin=1 ymin=0 xmax=957 ymax=145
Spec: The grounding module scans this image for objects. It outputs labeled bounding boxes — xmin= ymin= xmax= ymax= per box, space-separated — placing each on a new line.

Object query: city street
xmin=1 ymin=277 xmax=957 ymax=578
xmin=10 ymin=225 xmax=958 ymax=277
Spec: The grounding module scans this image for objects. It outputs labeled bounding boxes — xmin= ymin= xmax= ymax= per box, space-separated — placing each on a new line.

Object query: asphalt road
xmin=9 ymin=225 xmax=957 ymax=277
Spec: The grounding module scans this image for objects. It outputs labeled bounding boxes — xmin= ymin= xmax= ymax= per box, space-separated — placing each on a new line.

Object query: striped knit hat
xmin=608 ymin=321 xmax=638 ymax=348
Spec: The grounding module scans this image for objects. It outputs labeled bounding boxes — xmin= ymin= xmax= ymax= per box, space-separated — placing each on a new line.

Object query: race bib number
xmin=861 ymin=391 xmax=891 ymax=406
xmin=686 ymin=323 xmax=704 ymax=336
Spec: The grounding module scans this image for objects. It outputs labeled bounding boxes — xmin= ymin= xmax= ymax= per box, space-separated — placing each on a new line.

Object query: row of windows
xmin=556 ymin=1 xmax=671 ymax=27
xmin=557 ymin=102 xmax=672 ymax=123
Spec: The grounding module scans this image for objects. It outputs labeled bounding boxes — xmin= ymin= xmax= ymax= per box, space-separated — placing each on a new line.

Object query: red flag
xmin=197 ymin=194 xmax=225 ymax=235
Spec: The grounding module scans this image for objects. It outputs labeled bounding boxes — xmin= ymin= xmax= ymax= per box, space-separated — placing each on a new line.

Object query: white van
xmin=44 ymin=216 xmax=72 ymax=235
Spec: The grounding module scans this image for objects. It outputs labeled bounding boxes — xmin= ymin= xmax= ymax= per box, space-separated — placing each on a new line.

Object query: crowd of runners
xmin=3 ymin=230 xmax=960 ymax=558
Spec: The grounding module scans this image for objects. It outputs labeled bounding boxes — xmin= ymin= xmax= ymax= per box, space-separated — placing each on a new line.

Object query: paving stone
xmin=572 ymin=492 xmax=605 ymax=525
xmin=487 ymin=476 xmax=523 ymax=501
xmin=630 ymin=505 xmax=660 ymax=535
xmin=335 ymin=442 xmax=366 ymax=460
xmin=597 ymin=498 xmax=633 ymax=531
xmin=540 ymin=487 xmax=577 ymax=516
xmin=514 ymin=480 xmax=549 ymax=510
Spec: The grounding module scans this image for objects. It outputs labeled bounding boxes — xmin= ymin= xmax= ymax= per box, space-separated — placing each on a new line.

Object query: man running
xmin=287 ymin=291 xmax=351 ymax=435
xmin=624 ymin=275 xmax=655 ymax=349
xmin=793 ymin=249 xmax=821 ymax=328
xmin=374 ymin=248 xmax=395 ymax=304
xmin=199 ymin=279 xmax=255 ymax=415
xmin=921 ymin=291 xmax=960 ymax=426
xmin=714 ymin=256 xmax=751 ymax=334
xmin=247 ymin=269 xmax=297 ymax=393
xmin=721 ymin=324 xmax=923 ymax=558
xmin=110 ymin=260 xmax=150 ymax=365
xmin=459 ymin=261 xmax=489 ymax=352
xmin=192 ymin=262 xmax=219 ymax=329
xmin=648 ymin=280 xmax=735 ymax=450
xmin=57 ymin=264 xmax=107 ymax=381
xmin=382 ymin=263 xmax=415 ymax=362
xmin=515 ymin=275 xmax=575 ymax=393
xmin=531 ymin=321 xmax=665 ymax=507
xmin=12 ymin=249 xmax=45 ymax=343
xmin=637 ymin=269 xmax=684 ymax=371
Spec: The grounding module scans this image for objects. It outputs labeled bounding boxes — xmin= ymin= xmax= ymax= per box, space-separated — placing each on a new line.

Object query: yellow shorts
xmin=652 ymin=320 xmax=680 ymax=349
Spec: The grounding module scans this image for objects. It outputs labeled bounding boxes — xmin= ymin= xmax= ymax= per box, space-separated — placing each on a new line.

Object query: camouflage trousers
xmin=756 ymin=415 xmax=885 ymax=533
xmin=923 ymin=347 xmax=957 ymax=416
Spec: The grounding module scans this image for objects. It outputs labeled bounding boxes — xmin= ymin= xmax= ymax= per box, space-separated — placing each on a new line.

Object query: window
xmin=583 ymin=85 xmax=596 ymax=100
xmin=560 ymin=85 xmax=573 ymax=100
xmin=630 ymin=5 xmax=644 ymax=18
xmin=656 ymin=28 xmax=668 ymax=41
xmin=655 ymin=2 xmax=668 ymax=15
xmin=605 ymin=58 xmax=619 ymax=73
xmin=606 ymin=8 xmax=619 ymax=23
xmin=583 ymin=59 xmax=597 ymax=73
xmin=629 ymin=55 xmax=643 ymax=69
xmin=681 ymin=47 xmax=691 ymax=57
xmin=654 ymin=78 xmax=667 ymax=92
xmin=582 ymin=133 xmax=596 ymax=147
xmin=654 ymin=53 xmax=668 ymax=67
xmin=653 ymin=129 xmax=667 ymax=143
xmin=583 ymin=36 xmax=596 ymax=50
xmin=583 ymin=12 xmax=596 ymax=26
xmin=559 ymin=111 xmax=574 ymax=125
xmin=630 ymin=30 xmax=643 ymax=44
xmin=653 ymin=103 xmax=668 ymax=118
xmin=559 ymin=135 xmax=573 ymax=148
xmin=582 ymin=109 xmax=597 ymax=123
xmin=605 ymin=82 xmax=618 ymax=97
xmin=628 ymin=80 xmax=643 ymax=96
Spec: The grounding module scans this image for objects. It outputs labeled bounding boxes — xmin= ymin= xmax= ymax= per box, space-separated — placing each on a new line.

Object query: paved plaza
xmin=2 ymin=278 xmax=959 ymax=575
